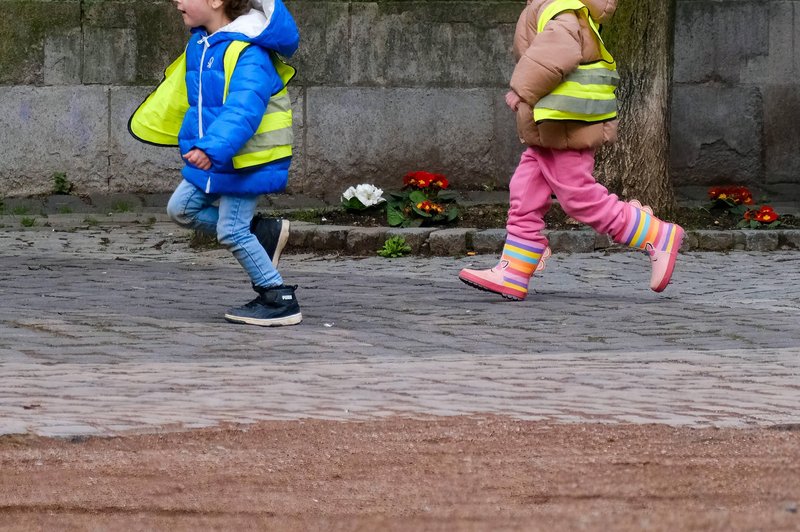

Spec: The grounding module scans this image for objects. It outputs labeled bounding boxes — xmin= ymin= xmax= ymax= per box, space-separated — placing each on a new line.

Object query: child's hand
xmin=182 ymin=148 xmax=211 ymax=170
xmin=505 ymin=90 xmax=522 ymax=112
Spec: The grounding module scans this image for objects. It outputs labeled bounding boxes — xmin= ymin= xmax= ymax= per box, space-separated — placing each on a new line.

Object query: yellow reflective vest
xmin=533 ymin=0 xmax=619 ymax=123
xmin=129 ymin=41 xmax=295 ymax=170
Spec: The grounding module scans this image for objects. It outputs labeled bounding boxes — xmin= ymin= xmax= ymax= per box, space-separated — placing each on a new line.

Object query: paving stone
xmin=693 ymin=230 xmax=736 ymax=252
xmin=544 ymin=230 xmax=595 ymax=253
xmin=304 ymin=225 xmax=350 ymax=252
xmin=471 ymin=229 xmax=505 ymax=254
xmin=778 ymin=229 xmax=800 ymax=250
xmin=429 ymin=228 xmax=475 ymax=256
xmin=743 ymin=230 xmax=779 ymax=251
xmin=385 ymin=228 xmax=434 ymax=255
xmin=0 ymin=223 xmax=799 ymax=437
xmin=346 ymin=227 xmax=389 ymax=255
xmin=593 ymin=232 xmax=615 ymax=250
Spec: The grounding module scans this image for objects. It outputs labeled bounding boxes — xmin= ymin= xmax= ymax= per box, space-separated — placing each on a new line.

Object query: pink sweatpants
xmin=506 ymin=145 xmax=627 ymax=247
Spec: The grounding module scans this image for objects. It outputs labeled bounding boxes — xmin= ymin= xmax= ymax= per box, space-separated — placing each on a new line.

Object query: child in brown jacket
xmin=460 ymin=0 xmax=684 ymax=300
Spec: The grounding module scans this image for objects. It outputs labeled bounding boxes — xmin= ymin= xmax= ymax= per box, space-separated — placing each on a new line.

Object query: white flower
xmin=341 ymin=186 xmax=357 ymax=201
xmin=354 ymin=184 xmax=386 ymax=207
xmin=341 ymin=183 xmax=385 ymax=208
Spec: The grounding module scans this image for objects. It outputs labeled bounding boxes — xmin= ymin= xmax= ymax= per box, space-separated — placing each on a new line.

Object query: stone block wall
xmin=671 ymin=0 xmax=800 ymax=200
xmin=1 ymin=0 xmax=798 ymax=202
xmin=0 ymin=0 xmax=189 ymax=197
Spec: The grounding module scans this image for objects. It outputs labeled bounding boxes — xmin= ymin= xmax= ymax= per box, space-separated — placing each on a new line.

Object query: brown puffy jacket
xmin=510 ymin=0 xmax=618 ymax=150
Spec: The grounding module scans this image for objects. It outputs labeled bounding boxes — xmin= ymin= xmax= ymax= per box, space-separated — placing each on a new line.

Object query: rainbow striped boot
xmin=617 ymin=200 xmax=685 ymax=292
xmin=459 ymin=237 xmax=550 ymax=301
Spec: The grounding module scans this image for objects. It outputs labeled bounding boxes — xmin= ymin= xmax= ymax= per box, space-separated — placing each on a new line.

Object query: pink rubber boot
xmin=459 ymin=237 xmax=551 ymax=301
xmin=616 ymin=200 xmax=685 ymax=292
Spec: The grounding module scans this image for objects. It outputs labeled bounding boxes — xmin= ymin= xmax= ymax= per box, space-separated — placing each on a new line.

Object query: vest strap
xmin=222 ymin=41 xmax=296 ymax=169
xmin=533 ymin=0 xmax=618 ymax=123
xmin=537 ymin=0 xmax=588 ymax=34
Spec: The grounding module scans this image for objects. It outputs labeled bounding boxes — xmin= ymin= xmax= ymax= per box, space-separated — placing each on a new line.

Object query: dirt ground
xmin=1 ymin=417 xmax=798 ymax=531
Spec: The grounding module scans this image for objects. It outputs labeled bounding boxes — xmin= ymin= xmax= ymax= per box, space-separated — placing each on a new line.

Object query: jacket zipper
xmin=198 ymin=36 xmax=211 ymax=193
xmin=197 ymin=36 xmax=210 ymax=138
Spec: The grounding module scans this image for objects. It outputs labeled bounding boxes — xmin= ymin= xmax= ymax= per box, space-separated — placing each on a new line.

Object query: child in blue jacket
xmin=130 ymin=0 xmax=302 ymax=326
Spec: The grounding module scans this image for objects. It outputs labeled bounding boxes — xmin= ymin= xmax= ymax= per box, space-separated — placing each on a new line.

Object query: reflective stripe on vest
xmin=223 ymin=41 xmax=295 ymax=170
xmin=533 ymin=0 xmax=619 ymax=123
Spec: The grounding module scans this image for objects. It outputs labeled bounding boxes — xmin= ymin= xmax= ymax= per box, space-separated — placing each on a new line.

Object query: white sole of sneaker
xmin=224 ymin=312 xmax=303 ymax=327
xmin=271 ymin=220 xmax=290 ymax=268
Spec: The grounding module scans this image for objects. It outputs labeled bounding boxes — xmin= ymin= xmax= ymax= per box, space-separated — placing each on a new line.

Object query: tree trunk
xmin=595 ymin=0 xmax=677 ymax=216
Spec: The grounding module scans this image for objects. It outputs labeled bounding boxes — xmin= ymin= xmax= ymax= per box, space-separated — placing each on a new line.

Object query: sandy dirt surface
xmin=1 ymin=417 xmax=798 ymax=531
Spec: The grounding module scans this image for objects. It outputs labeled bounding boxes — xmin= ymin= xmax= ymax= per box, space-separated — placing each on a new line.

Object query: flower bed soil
xmin=277 ymin=204 xmax=798 ymax=231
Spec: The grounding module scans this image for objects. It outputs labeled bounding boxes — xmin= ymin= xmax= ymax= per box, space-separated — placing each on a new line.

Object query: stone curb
xmin=2 ymin=210 xmax=800 ymax=257
xmin=284 ymin=222 xmax=800 ymax=256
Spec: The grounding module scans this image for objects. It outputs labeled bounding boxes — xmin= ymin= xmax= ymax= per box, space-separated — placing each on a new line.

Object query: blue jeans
xmin=166 ymin=179 xmax=283 ymax=289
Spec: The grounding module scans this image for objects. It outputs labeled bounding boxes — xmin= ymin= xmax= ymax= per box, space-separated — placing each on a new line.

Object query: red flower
xmin=755 ymin=205 xmax=779 ymax=223
xmin=709 ymin=185 xmax=753 ymax=205
xmin=416 ymin=200 xmax=433 ymax=212
xmin=415 ymin=200 xmax=445 ymax=214
xmin=743 ymin=205 xmax=780 ymax=224
xmin=430 ymin=174 xmax=448 ymax=189
xmin=404 ymin=171 xmax=448 ymax=190
xmin=404 ymin=171 xmax=434 ymax=188
xmin=735 ymin=186 xmax=754 ymax=205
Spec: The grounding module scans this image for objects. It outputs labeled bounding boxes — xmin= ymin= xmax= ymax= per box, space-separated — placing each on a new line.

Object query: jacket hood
xmin=581 ymin=0 xmax=615 ymax=23
xmin=527 ymin=0 xmax=616 ymax=24
xmin=204 ymin=0 xmax=299 ymax=57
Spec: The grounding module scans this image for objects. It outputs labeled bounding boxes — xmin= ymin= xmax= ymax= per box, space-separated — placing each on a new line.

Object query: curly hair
xmin=222 ymin=0 xmax=251 ymax=20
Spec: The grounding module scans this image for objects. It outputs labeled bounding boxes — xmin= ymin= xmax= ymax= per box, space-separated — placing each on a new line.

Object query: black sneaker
xmin=224 ymin=285 xmax=302 ymax=327
xmin=250 ymin=214 xmax=290 ymax=267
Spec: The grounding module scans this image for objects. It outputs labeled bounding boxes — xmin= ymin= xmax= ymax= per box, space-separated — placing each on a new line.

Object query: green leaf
xmin=736 ymin=219 xmax=750 ymax=229
xmin=445 ymin=206 xmax=459 ymax=221
xmin=750 ymin=220 xmax=760 ymax=229
xmin=387 ymin=198 xmax=405 ymax=210
xmin=387 ymin=205 xmax=406 ymax=227
xmin=769 ymin=220 xmax=782 ymax=228
xmin=411 ymin=204 xmax=432 ymax=217
xmin=436 ymin=190 xmax=459 ymax=202
xmin=377 ymin=235 xmax=412 ymax=258
xmin=388 ymin=191 xmax=407 ymax=200
xmin=408 ymin=190 xmax=428 ymax=204
xmin=341 ymin=197 xmax=367 ymax=211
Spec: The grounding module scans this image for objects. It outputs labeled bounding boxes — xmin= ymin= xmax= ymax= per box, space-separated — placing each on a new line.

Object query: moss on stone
xmin=132 ymin=3 xmax=187 ymax=84
xmin=370 ymin=1 xmax=522 ymax=26
xmin=81 ymin=0 xmax=186 ymax=84
xmin=0 ymin=1 xmax=81 ymax=84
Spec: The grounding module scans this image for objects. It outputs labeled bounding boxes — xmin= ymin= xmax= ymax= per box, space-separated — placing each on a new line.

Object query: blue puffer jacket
xmin=180 ymin=0 xmax=299 ymax=196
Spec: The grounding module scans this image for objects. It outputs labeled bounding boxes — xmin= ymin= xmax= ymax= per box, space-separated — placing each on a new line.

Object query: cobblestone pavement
xmin=1 ymin=222 xmax=799 ymax=436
